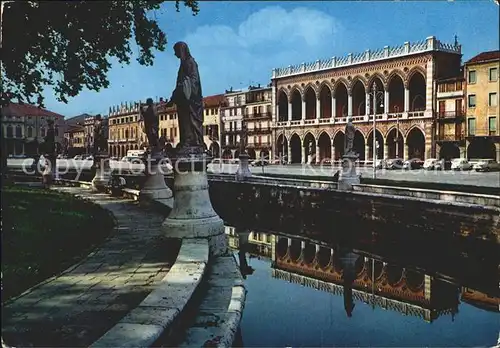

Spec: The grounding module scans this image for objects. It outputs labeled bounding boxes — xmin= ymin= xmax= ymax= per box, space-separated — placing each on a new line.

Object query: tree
xmin=0 ymin=0 xmax=199 ymax=107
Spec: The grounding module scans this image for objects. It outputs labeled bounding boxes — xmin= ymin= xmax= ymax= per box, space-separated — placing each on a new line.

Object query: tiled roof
xmin=1 ymin=103 xmax=65 ymax=119
xmin=465 ymin=50 xmax=500 ymax=64
xmin=203 ymin=94 xmax=226 ymax=108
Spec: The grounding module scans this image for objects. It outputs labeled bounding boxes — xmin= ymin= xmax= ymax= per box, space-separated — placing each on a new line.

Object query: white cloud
xmin=183 ymin=6 xmax=343 ymax=93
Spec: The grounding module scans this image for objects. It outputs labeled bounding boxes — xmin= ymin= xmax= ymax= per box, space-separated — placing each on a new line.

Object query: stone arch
xmin=367 ymin=128 xmax=384 ymax=160
xmin=351 ymin=80 xmax=366 ymax=116
xmin=289 ymin=133 xmax=302 ymax=164
xmin=408 ymin=68 xmax=426 ymax=111
xmin=354 ymin=129 xmax=366 ymax=160
xmin=387 ymin=69 xmax=407 ymax=88
xmin=303 ymin=83 xmax=317 ymax=97
xmin=367 ymin=73 xmax=387 ymax=92
xmin=405 ymin=126 xmax=426 ymax=159
xmin=317 ymin=81 xmax=333 ymax=97
xmin=289 ymin=85 xmax=303 ymax=102
xmin=278 ymin=89 xmax=289 ymax=122
xmin=290 ymin=89 xmax=302 ymax=121
xmin=386 ymin=126 xmax=404 ymax=158
xmin=303 ymin=132 xmax=316 ymax=164
xmin=304 ymin=85 xmax=317 ymax=119
xmin=406 ymin=66 xmax=426 ymax=83
xmin=332 ymin=130 xmax=345 ymax=160
xmin=439 ymin=142 xmax=460 ymax=161
xmin=333 ymin=79 xmax=349 ymax=118
xmin=467 ymin=138 xmax=496 ymax=160
xmin=317 ymin=131 xmax=332 ymax=162
xmin=332 ymin=78 xmax=350 ymax=94
xmin=349 ymin=75 xmax=368 ymax=93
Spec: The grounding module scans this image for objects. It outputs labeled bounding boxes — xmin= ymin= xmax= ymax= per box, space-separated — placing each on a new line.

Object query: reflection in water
xmin=226 ymin=226 xmax=499 ymax=346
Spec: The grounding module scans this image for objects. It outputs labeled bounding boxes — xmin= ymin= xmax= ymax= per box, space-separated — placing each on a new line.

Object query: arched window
xmin=27 ymin=127 xmax=33 ymax=138
xmin=15 ymin=125 xmax=22 ymax=138
xmin=6 ymin=125 xmax=13 ymax=138
xmin=125 ymin=129 xmax=129 ymax=139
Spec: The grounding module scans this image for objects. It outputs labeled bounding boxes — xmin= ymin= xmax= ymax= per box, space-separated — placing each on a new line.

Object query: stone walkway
xmin=2 ymin=187 xmax=180 ymax=347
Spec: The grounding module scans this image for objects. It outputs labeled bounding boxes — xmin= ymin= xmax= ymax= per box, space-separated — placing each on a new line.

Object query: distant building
xmin=220 ymin=88 xmax=246 ymax=158
xmin=202 ymin=94 xmax=226 ymax=157
xmin=107 ymin=101 xmax=144 ymax=158
xmin=244 ymin=85 xmax=272 ymax=160
xmin=63 ymin=124 xmax=86 ymax=157
xmin=464 ymin=50 xmax=499 ymax=161
xmin=0 ymin=103 xmax=65 ymax=156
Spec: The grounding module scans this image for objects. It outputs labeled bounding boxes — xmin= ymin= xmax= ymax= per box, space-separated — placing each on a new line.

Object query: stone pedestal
xmin=236 ymin=153 xmax=252 ymax=180
xmin=162 ymin=152 xmax=227 ymax=256
xmin=91 ymin=154 xmax=111 ymax=192
xmin=139 ymin=158 xmax=173 ymax=209
xmin=338 ymin=153 xmax=360 ymax=191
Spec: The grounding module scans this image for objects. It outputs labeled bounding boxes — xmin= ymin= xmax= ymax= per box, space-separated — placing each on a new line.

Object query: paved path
xmin=2 ymin=187 xmax=180 ymax=347
xmin=207 ymin=163 xmax=500 ymax=188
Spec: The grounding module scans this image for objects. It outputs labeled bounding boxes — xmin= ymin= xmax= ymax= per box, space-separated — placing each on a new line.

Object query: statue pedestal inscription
xmin=162 ymin=153 xmax=227 ymax=256
xmin=338 ymin=154 xmax=360 ymax=191
xmin=91 ymin=154 xmax=111 ymax=192
xmin=139 ymin=156 xmax=173 ymax=209
xmin=236 ymin=153 xmax=252 ymax=180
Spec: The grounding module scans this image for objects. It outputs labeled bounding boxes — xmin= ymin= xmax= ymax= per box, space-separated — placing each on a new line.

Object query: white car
xmin=423 ymin=158 xmax=441 ymax=170
xmin=451 ymin=158 xmax=473 ymax=171
xmin=473 ymin=159 xmax=500 ymax=172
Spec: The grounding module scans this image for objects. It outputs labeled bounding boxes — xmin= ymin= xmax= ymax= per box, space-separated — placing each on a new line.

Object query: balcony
xmin=246 ymin=112 xmax=272 ymax=119
xmin=437 ymin=111 xmax=465 ymax=121
xmin=247 ymin=141 xmax=271 ymax=149
xmin=248 ymin=127 xmax=272 ymax=134
xmin=436 ymin=133 xmax=465 ymax=142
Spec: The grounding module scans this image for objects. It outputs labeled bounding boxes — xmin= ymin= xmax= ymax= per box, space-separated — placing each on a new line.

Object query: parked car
xmin=385 ymin=158 xmax=404 ymax=170
xmin=473 ymin=159 xmax=500 ymax=172
xmin=73 ymin=155 xmax=83 ymax=160
xmin=451 ymin=158 xmax=473 ymax=171
xmin=251 ymin=159 xmax=269 ymax=166
xmin=423 ymin=158 xmax=441 ymax=170
xmin=375 ymin=159 xmax=387 ymax=169
xmin=403 ymin=158 xmax=422 ymax=170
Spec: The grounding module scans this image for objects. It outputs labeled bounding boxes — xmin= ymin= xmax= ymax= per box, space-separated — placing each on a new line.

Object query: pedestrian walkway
xmin=1 ymin=187 xmax=180 ymax=347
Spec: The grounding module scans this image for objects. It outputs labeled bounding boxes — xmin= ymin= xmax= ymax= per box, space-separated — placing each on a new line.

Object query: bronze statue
xmin=92 ymin=114 xmax=107 ymax=155
xmin=166 ymin=41 xmax=204 ymax=153
xmin=44 ymin=119 xmax=56 ymax=156
xmin=139 ymin=98 xmax=160 ymax=155
xmin=344 ymin=116 xmax=356 ymax=156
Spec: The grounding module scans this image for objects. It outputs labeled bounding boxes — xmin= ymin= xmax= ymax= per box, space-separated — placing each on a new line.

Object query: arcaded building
xmin=270 ymin=36 xmax=462 ymax=164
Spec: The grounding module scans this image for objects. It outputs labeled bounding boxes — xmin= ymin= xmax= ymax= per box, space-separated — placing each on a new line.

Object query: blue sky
xmin=43 ymin=0 xmax=500 ymax=118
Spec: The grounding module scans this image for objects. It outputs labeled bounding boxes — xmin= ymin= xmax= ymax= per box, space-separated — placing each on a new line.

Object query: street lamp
xmin=394 ymin=105 xmax=400 ymax=158
xmin=372 ymin=82 xmax=384 ymax=179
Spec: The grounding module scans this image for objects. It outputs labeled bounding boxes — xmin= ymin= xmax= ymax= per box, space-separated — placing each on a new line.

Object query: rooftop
xmin=465 ymin=50 xmax=500 ymax=65
xmin=1 ymin=103 xmax=65 ymax=119
xmin=272 ymin=36 xmax=461 ymax=79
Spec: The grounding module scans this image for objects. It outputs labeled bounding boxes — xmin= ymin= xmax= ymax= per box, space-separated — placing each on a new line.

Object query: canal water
xmin=227 ymin=227 xmax=499 ymax=347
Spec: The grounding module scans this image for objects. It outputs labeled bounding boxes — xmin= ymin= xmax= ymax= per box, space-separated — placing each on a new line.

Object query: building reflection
xmin=225 ymin=226 xmax=499 ymax=322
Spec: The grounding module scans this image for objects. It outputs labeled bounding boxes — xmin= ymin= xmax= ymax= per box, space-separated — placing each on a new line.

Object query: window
xmin=15 ymin=126 xmax=22 ymax=138
xmin=468 ymin=94 xmax=476 ymax=108
xmin=468 ymin=70 xmax=476 ymax=84
xmin=489 ymin=117 xmax=497 ymax=136
xmin=467 ymin=118 xmax=476 ymax=136
xmin=27 ymin=127 xmax=33 ymax=138
xmin=489 ymin=93 xmax=497 ymax=107
xmin=41 ymin=127 xmax=46 ymax=137
xmin=489 ymin=67 xmax=498 ymax=82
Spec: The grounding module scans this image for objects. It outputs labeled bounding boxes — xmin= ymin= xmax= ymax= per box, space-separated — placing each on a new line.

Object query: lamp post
xmin=395 ymin=105 xmax=400 ymax=158
xmin=371 ymin=82 xmax=384 ymax=179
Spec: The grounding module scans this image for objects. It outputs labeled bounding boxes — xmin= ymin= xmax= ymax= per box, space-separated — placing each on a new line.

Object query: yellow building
xmin=107 ymin=102 xmax=144 ymax=158
xmin=244 ymin=85 xmax=272 ymax=160
xmin=464 ymin=50 xmax=500 ymax=161
xmin=158 ymin=101 xmax=179 ymax=148
xmin=435 ymin=75 xmax=466 ymax=160
xmin=63 ymin=125 xmax=86 ymax=156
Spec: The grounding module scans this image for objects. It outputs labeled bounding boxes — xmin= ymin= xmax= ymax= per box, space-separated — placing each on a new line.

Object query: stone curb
xmin=179 ymin=255 xmax=246 ymax=348
xmin=1 ymin=186 xmax=119 ymax=307
xmin=90 ymin=239 xmax=209 ymax=348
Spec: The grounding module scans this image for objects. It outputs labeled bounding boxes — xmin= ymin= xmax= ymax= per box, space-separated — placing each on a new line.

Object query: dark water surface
xmin=227 ymin=227 xmax=499 ymax=347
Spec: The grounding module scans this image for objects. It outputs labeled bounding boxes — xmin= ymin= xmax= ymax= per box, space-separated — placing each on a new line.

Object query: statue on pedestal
xmin=139 ymin=98 xmax=160 ymax=157
xmin=239 ymin=123 xmax=248 ymax=155
xmin=92 ymin=114 xmax=107 ymax=155
xmin=166 ymin=41 xmax=204 ymax=155
xmin=344 ymin=116 xmax=356 ymax=157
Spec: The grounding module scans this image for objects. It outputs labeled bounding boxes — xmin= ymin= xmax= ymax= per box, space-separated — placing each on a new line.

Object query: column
xmin=384 ymin=143 xmax=389 ymax=159
xmin=331 ymin=144 xmax=336 ymax=161
xmin=495 ymin=143 xmax=500 ymax=163
xmin=403 ymin=141 xmax=409 ymax=160
xmin=288 ymin=102 xmax=292 ymax=121
xmin=384 ymin=90 xmax=389 ymax=114
xmin=348 ymin=94 xmax=353 ymax=116
xmin=365 ymin=92 xmax=370 ymax=117
xmin=365 ymin=146 xmax=370 ymax=161
xmin=332 ymin=97 xmax=337 ymax=118
xmin=459 ymin=146 xmax=466 ymax=159
xmin=301 ymin=100 xmax=306 ymax=120
xmin=404 ymin=87 xmax=410 ymax=112
xmin=315 ymin=145 xmax=320 ymax=164
xmin=301 ymin=145 xmax=306 ymax=164
xmin=276 ymin=104 xmax=280 ymax=122
xmin=316 ymin=98 xmax=321 ymax=119
xmin=287 ymin=141 xmax=292 ymax=164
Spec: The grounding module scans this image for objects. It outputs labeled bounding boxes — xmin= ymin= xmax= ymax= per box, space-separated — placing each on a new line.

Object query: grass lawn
xmin=1 ymin=185 xmax=115 ymax=301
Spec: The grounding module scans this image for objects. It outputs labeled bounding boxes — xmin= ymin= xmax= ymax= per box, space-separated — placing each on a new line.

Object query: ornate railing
xmin=273 ymin=37 xmax=461 ymax=78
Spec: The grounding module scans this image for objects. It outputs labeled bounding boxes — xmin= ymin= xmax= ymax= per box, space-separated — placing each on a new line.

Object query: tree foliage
xmin=1 ymin=0 xmax=199 ymax=107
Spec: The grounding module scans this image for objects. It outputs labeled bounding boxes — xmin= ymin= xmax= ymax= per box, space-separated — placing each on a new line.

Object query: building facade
xmin=221 ymin=88 xmax=245 ymax=158
xmin=244 ymin=85 xmax=272 ymax=160
xmin=63 ymin=125 xmax=86 ymax=156
xmin=1 ymin=103 xmax=65 ymax=156
xmin=435 ymin=75 xmax=466 ymax=160
xmin=202 ymin=94 xmax=226 ymax=157
xmin=270 ymin=36 xmax=462 ymax=164
xmin=464 ymin=51 xmax=500 ymax=161
xmin=107 ymin=102 xmax=144 ymax=158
